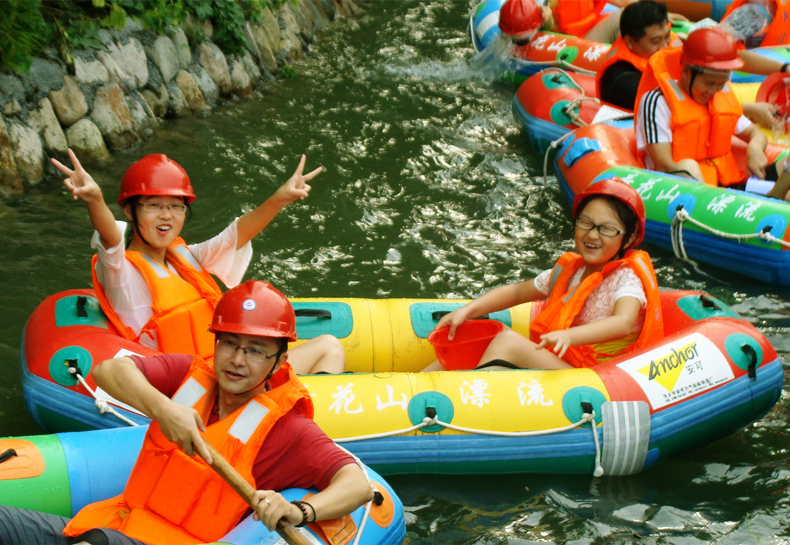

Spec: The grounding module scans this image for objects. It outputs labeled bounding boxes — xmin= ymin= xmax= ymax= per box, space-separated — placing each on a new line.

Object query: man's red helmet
xmin=681 ymin=27 xmax=744 ymax=71
xmin=499 ymin=0 xmax=543 ymax=38
xmin=210 ymin=280 xmax=297 ymax=342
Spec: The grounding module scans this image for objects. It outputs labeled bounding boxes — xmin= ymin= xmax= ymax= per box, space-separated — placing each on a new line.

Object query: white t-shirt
xmin=92 ymin=219 xmax=252 ymax=348
xmin=534 ymin=264 xmax=647 ymax=332
xmin=636 ymin=88 xmax=753 ymax=170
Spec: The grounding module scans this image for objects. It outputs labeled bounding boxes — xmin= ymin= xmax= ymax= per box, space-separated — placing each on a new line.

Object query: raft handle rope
xmin=543 ymin=132 xmax=576 ymax=186
xmin=672 ymin=206 xmax=790 ymax=270
xmin=66 ymin=361 xmax=139 ymax=427
xmin=0 ymin=449 xmax=18 ymax=464
xmin=334 ymin=405 xmax=605 ymax=477
xmin=742 ymin=344 xmax=758 ymax=380
xmin=541 ymin=68 xmax=601 ymax=128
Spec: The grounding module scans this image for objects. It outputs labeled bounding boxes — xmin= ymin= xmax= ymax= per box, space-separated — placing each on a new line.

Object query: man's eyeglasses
xmin=215 ymin=337 xmax=277 ymax=363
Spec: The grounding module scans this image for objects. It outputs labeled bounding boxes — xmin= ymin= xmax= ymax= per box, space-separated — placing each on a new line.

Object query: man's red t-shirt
xmin=130 ymin=353 xmax=355 ymax=492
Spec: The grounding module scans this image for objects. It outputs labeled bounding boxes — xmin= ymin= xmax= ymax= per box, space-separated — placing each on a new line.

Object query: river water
xmin=2 ymin=1 xmax=790 ymax=543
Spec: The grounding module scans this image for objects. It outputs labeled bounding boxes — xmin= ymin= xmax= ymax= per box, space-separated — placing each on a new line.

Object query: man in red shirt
xmin=0 ymin=280 xmax=372 ymax=545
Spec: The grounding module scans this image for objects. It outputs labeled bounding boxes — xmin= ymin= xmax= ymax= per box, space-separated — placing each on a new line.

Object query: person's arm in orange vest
xmin=52 ymin=149 xmax=123 ymax=250
xmin=93 ymin=356 xmax=213 ymax=464
xmin=737 ymin=122 xmax=769 ymax=179
xmin=434 ymin=279 xmax=544 ymax=341
xmin=535 ymin=295 xmax=641 ymax=358
xmin=235 ymin=154 xmax=323 ymax=249
xmin=644 ymin=142 xmax=706 ymax=182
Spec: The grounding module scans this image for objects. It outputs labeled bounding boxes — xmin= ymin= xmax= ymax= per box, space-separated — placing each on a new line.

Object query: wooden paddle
xmin=199 ymin=441 xmax=313 ymax=545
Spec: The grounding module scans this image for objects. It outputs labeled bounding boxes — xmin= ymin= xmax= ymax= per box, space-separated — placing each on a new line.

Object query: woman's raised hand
xmin=272 ymin=154 xmax=323 ymax=207
xmin=52 ymin=149 xmax=103 ymax=204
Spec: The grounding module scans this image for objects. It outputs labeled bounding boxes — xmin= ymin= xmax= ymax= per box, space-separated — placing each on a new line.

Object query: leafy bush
xmin=0 ymin=0 xmax=291 ymax=74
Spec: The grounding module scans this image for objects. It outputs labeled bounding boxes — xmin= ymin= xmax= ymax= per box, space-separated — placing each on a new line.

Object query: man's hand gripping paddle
xmin=198 ymin=441 xmax=313 ymax=545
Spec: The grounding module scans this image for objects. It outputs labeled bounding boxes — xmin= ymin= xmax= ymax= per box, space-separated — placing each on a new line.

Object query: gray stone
xmin=74 ymin=56 xmax=110 ymax=86
xmin=48 ymin=76 xmax=89 ymax=127
xmin=175 ymin=70 xmax=209 ymax=112
xmin=303 ymin=0 xmax=332 ymax=30
xmin=28 ymin=97 xmax=68 ymax=155
xmin=8 ymin=121 xmax=44 ymax=185
xmin=0 ymin=117 xmax=23 ymax=199
xmin=198 ymin=42 xmax=232 ymax=95
xmin=97 ymin=51 xmax=131 ymax=90
xmin=146 ymin=35 xmax=180 ymax=84
xmin=278 ymin=7 xmax=305 ymax=63
xmin=65 ymin=118 xmax=110 ymax=162
xmin=0 ymin=75 xmax=26 ymax=106
xmin=229 ymin=58 xmax=253 ymax=97
xmin=142 ymin=86 xmax=169 ymax=118
xmin=126 ymin=94 xmax=158 ymax=137
xmin=246 ymin=22 xmax=278 ymax=74
xmin=289 ymin=0 xmax=315 ymax=42
xmin=170 ymin=27 xmax=192 ymax=69
xmin=311 ymin=0 xmax=337 ymax=19
xmin=166 ymin=81 xmax=190 ymax=117
xmin=106 ymin=37 xmax=149 ymax=89
xmin=188 ymin=64 xmax=219 ymax=105
xmin=3 ymin=101 xmax=21 ymax=116
xmin=260 ymin=7 xmax=281 ymax=53
xmin=90 ymin=83 xmax=140 ymax=150
xmin=241 ymin=52 xmax=261 ymax=87
xmin=28 ymin=58 xmax=66 ymax=96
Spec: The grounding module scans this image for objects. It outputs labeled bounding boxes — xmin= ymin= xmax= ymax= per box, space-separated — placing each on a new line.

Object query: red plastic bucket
xmin=427 ymin=319 xmax=506 ymax=370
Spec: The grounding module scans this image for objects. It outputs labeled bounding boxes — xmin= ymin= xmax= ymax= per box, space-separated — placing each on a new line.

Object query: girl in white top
xmin=52 ymin=149 xmax=344 ymax=374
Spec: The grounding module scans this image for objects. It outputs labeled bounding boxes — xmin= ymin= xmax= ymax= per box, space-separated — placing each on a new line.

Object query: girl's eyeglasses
xmin=574 ymin=218 xmax=625 ymax=238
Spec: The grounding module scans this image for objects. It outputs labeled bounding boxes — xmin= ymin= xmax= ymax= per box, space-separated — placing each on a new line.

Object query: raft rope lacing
xmin=68 ymin=367 xmax=139 ymax=427
xmin=334 ymin=409 xmax=605 ymax=478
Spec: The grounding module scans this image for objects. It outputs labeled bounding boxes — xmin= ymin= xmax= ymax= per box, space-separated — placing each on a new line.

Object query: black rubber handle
xmin=294 ymin=309 xmax=332 ymax=319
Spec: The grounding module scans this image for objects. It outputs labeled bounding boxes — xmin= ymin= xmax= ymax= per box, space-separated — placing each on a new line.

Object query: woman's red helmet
xmin=118 ymin=154 xmax=196 ymax=205
xmin=210 ymin=280 xmax=297 ymax=342
xmin=499 ymin=0 xmax=543 ymax=38
xmin=573 ymin=177 xmax=646 ymax=247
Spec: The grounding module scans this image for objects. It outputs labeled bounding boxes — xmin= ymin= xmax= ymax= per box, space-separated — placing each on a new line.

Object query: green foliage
xmin=1 ymin=0 xmax=291 ymax=75
xmin=0 ymin=1 xmax=53 ymax=73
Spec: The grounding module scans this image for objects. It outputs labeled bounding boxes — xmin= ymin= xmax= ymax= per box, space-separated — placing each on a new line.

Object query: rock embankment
xmin=0 ymin=0 xmax=359 ymax=199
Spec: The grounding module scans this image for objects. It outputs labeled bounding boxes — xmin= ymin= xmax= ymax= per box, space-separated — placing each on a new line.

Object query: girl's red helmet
xmin=499 ymin=0 xmax=543 ymax=38
xmin=210 ymin=280 xmax=297 ymax=342
xmin=118 ymin=154 xmax=196 ymax=205
xmin=573 ymin=177 xmax=646 ymax=247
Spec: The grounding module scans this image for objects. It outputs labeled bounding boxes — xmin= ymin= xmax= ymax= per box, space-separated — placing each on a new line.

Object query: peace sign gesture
xmin=52 ymin=149 xmax=103 ymax=204
xmin=271 ymin=154 xmax=323 ymax=207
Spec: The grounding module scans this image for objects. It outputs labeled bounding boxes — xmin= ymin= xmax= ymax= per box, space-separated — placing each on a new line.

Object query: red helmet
xmin=118 ymin=154 xmax=196 ymax=205
xmin=681 ymin=27 xmax=744 ymax=71
xmin=210 ymin=280 xmax=297 ymax=342
xmin=499 ymin=0 xmax=543 ymax=38
xmin=573 ymin=177 xmax=646 ymax=247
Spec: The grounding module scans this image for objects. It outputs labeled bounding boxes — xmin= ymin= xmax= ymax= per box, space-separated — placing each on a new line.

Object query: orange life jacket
xmin=64 ymin=359 xmax=314 ymax=545
xmin=634 ymin=47 xmax=746 ymax=187
xmin=595 ymin=33 xmax=683 ymax=104
xmin=722 ymin=0 xmax=789 ymax=47
xmin=92 ymin=237 xmax=223 ymax=359
xmin=554 ymin=0 xmax=609 ymax=37
xmin=529 ymin=250 xmax=663 ymax=368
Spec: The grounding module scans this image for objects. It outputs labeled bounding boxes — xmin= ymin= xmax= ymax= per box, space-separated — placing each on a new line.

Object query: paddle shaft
xmin=200 ymin=442 xmax=312 ymax=545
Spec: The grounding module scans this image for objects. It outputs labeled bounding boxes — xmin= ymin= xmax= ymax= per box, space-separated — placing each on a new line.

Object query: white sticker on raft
xmin=617 ymin=332 xmax=735 ymax=410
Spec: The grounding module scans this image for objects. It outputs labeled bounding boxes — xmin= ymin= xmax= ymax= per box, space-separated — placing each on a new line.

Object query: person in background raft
xmin=422 ymin=178 xmax=662 ymax=371
xmin=52 ymin=151 xmax=344 ymax=374
xmin=635 ymin=27 xmax=788 ymax=197
xmin=597 ymin=1 xmax=787 ymax=126
xmin=0 ymin=280 xmax=373 ymax=545
xmin=720 ymin=0 xmax=788 ymax=48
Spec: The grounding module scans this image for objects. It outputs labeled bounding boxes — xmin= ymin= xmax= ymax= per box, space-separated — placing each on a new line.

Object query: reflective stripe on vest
xmin=172 ymin=377 xmax=207 ymax=408
xmin=229 ymin=401 xmax=270 ymax=444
